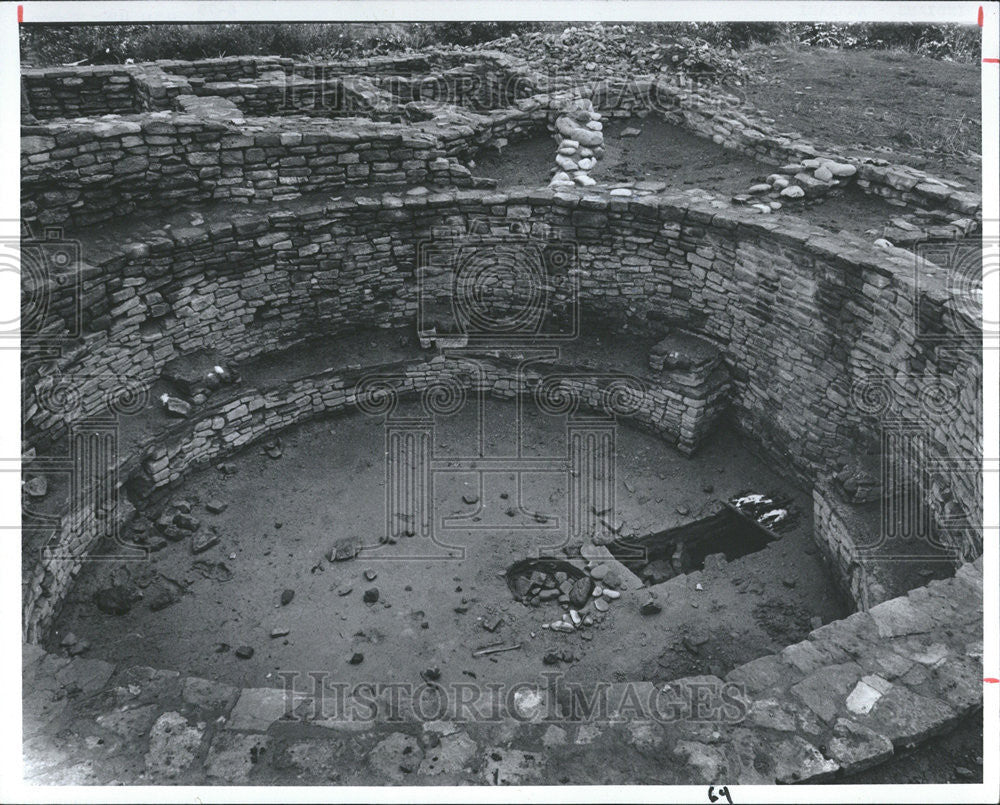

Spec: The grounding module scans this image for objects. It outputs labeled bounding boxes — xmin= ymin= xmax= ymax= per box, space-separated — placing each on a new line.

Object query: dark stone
xmin=363 ymin=588 xmax=380 ymax=604
xmin=349 ymin=652 xmax=364 ymax=665
xmin=161 ymin=525 xmax=187 ymax=542
xmin=569 ymin=576 xmax=594 ymax=607
xmin=94 ymin=585 xmax=138 ymax=615
xmin=640 ymin=597 xmax=662 ymax=616
xmin=235 ymin=645 xmax=254 ymax=659
xmin=191 ymin=529 xmax=219 ymax=554
xmin=280 ymin=589 xmax=295 ymax=606
xmin=173 ymin=512 xmax=200 ymax=531
xmin=512 ymin=575 xmax=532 ymax=600
xmin=161 ymin=348 xmax=232 ymax=396
xmin=148 ymin=585 xmax=180 ymax=612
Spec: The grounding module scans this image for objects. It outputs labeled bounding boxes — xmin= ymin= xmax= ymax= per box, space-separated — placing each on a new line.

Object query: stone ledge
xmin=20 ymin=558 xmax=982 ymax=785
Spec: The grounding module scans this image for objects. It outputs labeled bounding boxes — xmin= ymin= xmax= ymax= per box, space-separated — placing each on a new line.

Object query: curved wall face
xmin=23 ymin=188 xmax=981 ymax=639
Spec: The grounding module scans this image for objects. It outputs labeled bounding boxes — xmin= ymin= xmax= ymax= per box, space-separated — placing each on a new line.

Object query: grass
xmin=21 ymin=21 xmax=980 ymax=66
xmin=738 ymin=43 xmax=981 ymax=186
xmin=18 ymin=23 xmax=539 ymax=66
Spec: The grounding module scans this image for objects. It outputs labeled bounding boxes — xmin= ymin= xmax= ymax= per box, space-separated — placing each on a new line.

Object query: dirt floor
xmin=50 ymin=394 xmax=847 ymax=696
xmin=739 ymin=45 xmax=981 ymax=190
xmin=474 ymin=115 xmax=909 ymax=238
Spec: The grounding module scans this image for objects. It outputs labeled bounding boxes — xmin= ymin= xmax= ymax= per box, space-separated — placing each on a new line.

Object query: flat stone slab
xmin=790 ymin=662 xmax=863 ymax=723
xmin=481 ymin=747 xmax=544 ymax=785
xmin=226 ymin=687 xmax=292 ymax=731
xmin=54 ymin=657 xmax=115 ymax=694
xmin=182 ymin=675 xmax=238 ymax=711
xmin=145 ymin=711 xmax=205 ymax=780
xmin=770 ymin=734 xmax=839 ymax=783
xmin=846 ymin=674 xmax=893 ymax=715
xmin=857 ymin=686 xmax=958 ymax=747
xmin=649 ymin=329 xmax=721 ymax=372
xmin=367 ymin=732 xmax=423 ymax=782
xmin=868 ymin=596 xmax=935 ymax=638
xmin=418 ymin=731 xmax=477 ymax=775
xmin=205 ymin=732 xmax=271 ymax=783
xmin=827 ymin=718 xmax=894 ymax=774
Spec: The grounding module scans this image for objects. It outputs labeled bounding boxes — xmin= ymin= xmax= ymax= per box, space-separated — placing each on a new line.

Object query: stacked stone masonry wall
xmin=22 ymin=53 xmax=982 ymax=221
xmin=21 ymin=188 xmax=981 ymax=641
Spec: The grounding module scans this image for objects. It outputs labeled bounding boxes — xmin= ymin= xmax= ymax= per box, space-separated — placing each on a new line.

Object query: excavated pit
xmin=608 ymin=504 xmax=780 ymax=585
xmin=20 ymin=47 xmax=984 ymax=786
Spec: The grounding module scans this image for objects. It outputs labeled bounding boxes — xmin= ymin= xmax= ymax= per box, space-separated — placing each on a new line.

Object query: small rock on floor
xmin=640 ymin=598 xmax=662 ymax=616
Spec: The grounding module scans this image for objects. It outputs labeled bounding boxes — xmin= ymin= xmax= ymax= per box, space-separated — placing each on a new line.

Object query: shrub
xmin=19 ymin=21 xmax=979 ymax=67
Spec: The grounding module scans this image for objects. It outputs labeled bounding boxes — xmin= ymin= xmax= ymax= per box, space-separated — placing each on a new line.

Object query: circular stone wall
xmin=23 ymin=187 xmax=981 ymax=642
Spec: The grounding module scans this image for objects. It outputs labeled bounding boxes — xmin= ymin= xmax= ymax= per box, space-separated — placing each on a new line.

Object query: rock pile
xmin=867 ymin=210 xmax=979 ymax=247
xmin=481 ymin=23 xmax=748 ymax=84
xmin=549 ymin=98 xmax=604 ymax=189
xmin=732 ymin=157 xmax=858 ymax=213
xmin=508 ymin=558 xmax=624 ymax=634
